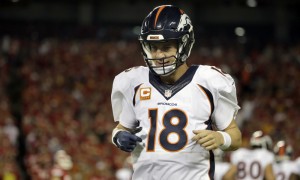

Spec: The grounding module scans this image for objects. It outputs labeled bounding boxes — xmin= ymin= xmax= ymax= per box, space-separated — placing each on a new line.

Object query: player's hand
xmin=114 ymin=130 xmax=142 ymax=152
xmin=192 ymin=130 xmax=224 ymax=150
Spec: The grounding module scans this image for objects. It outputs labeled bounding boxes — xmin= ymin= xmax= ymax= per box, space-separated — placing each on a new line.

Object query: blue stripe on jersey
xmin=133 ymin=83 xmax=142 ymax=106
xmin=209 ymin=150 xmax=215 ymax=180
xmin=197 ymin=85 xmax=215 ymax=179
xmin=197 ymin=84 xmax=215 ymax=120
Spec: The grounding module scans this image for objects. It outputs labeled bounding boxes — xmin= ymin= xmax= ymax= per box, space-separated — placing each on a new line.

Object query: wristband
xmin=217 ymin=131 xmax=232 ymax=150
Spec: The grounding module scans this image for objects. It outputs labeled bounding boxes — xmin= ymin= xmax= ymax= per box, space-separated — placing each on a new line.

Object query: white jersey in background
xmin=111 ymin=65 xmax=240 ymax=180
xmin=273 ymin=160 xmax=298 ymax=180
xmin=293 ymin=157 xmax=300 ymax=176
xmin=230 ymin=148 xmax=274 ymax=180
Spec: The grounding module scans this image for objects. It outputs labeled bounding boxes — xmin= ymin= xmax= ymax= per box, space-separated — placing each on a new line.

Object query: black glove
xmin=113 ymin=129 xmax=142 ymax=152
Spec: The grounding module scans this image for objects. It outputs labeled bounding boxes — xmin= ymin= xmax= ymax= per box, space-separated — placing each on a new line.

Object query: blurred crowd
xmin=0 ymin=34 xmax=299 ymax=179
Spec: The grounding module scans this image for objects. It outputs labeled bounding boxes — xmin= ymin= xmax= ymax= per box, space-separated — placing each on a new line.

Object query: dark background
xmin=1 ymin=0 xmax=300 ymax=41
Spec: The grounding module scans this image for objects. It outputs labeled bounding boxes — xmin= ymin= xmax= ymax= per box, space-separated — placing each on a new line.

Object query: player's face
xmin=148 ymin=40 xmax=177 ymax=67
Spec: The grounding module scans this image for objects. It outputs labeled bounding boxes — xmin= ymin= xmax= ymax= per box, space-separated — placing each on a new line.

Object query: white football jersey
xmin=230 ymin=148 xmax=275 ymax=180
xmin=273 ymin=160 xmax=298 ymax=180
xmin=111 ymin=65 xmax=240 ymax=180
xmin=215 ymin=161 xmax=231 ymax=180
xmin=293 ymin=157 xmax=300 ymax=175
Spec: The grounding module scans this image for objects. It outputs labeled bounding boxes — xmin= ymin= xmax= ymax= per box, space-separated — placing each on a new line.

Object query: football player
xmin=223 ymin=130 xmax=275 ymax=180
xmin=111 ymin=4 xmax=242 ymax=180
xmin=272 ymin=140 xmax=298 ymax=180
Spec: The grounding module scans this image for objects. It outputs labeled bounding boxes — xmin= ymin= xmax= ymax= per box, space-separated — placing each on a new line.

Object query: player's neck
xmin=160 ymin=63 xmax=189 ymax=85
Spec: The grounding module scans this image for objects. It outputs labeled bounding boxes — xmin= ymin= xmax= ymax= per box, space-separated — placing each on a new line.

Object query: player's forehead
xmin=149 ymin=40 xmax=177 ymax=47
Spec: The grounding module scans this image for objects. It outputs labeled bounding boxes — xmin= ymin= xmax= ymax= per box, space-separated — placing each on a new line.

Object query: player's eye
xmin=150 ymin=45 xmax=158 ymax=52
xmin=151 ymin=46 xmax=170 ymax=52
xmin=162 ymin=46 xmax=171 ymax=51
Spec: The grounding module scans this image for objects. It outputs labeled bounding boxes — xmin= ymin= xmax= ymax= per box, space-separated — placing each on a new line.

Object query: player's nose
xmin=152 ymin=49 xmax=165 ymax=58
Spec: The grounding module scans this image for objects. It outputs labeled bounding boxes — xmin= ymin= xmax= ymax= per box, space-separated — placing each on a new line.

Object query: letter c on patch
xmin=140 ymin=88 xmax=151 ymax=100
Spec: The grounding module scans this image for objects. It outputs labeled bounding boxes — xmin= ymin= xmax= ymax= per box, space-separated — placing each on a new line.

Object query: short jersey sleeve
xmin=196 ymin=66 xmax=240 ymax=130
xmin=212 ymin=71 xmax=240 ymax=130
xmin=111 ymin=71 xmax=137 ymax=129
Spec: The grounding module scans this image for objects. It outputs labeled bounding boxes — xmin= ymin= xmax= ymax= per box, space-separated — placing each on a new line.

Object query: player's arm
xmin=221 ymin=119 xmax=242 ymax=151
xmin=111 ymin=70 xmax=143 ymax=152
xmin=115 ymin=123 xmax=133 ymax=132
xmin=222 ymin=164 xmax=237 ymax=180
xmin=192 ymin=69 xmax=242 ymax=151
xmin=112 ymin=123 xmax=142 ymax=152
xmin=264 ymin=163 xmax=276 ymax=180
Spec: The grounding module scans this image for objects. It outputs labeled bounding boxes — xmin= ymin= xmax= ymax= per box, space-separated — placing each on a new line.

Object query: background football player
xmin=223 ymin=130 xmax=275 ymax=180
xmin=272 ymin=140 xmax=298 ymax=180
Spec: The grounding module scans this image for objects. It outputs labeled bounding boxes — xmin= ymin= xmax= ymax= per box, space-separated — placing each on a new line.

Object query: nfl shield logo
xmin=164 ymin=89 xmax=172 ymax=98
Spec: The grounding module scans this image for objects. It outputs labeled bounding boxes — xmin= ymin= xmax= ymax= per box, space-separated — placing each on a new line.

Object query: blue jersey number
xmin=147 ymin=108 xmax=188 ymax=152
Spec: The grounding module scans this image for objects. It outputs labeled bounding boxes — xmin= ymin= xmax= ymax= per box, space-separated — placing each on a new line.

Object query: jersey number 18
xmin=147 ymin=108 xmax=188 ymax=152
